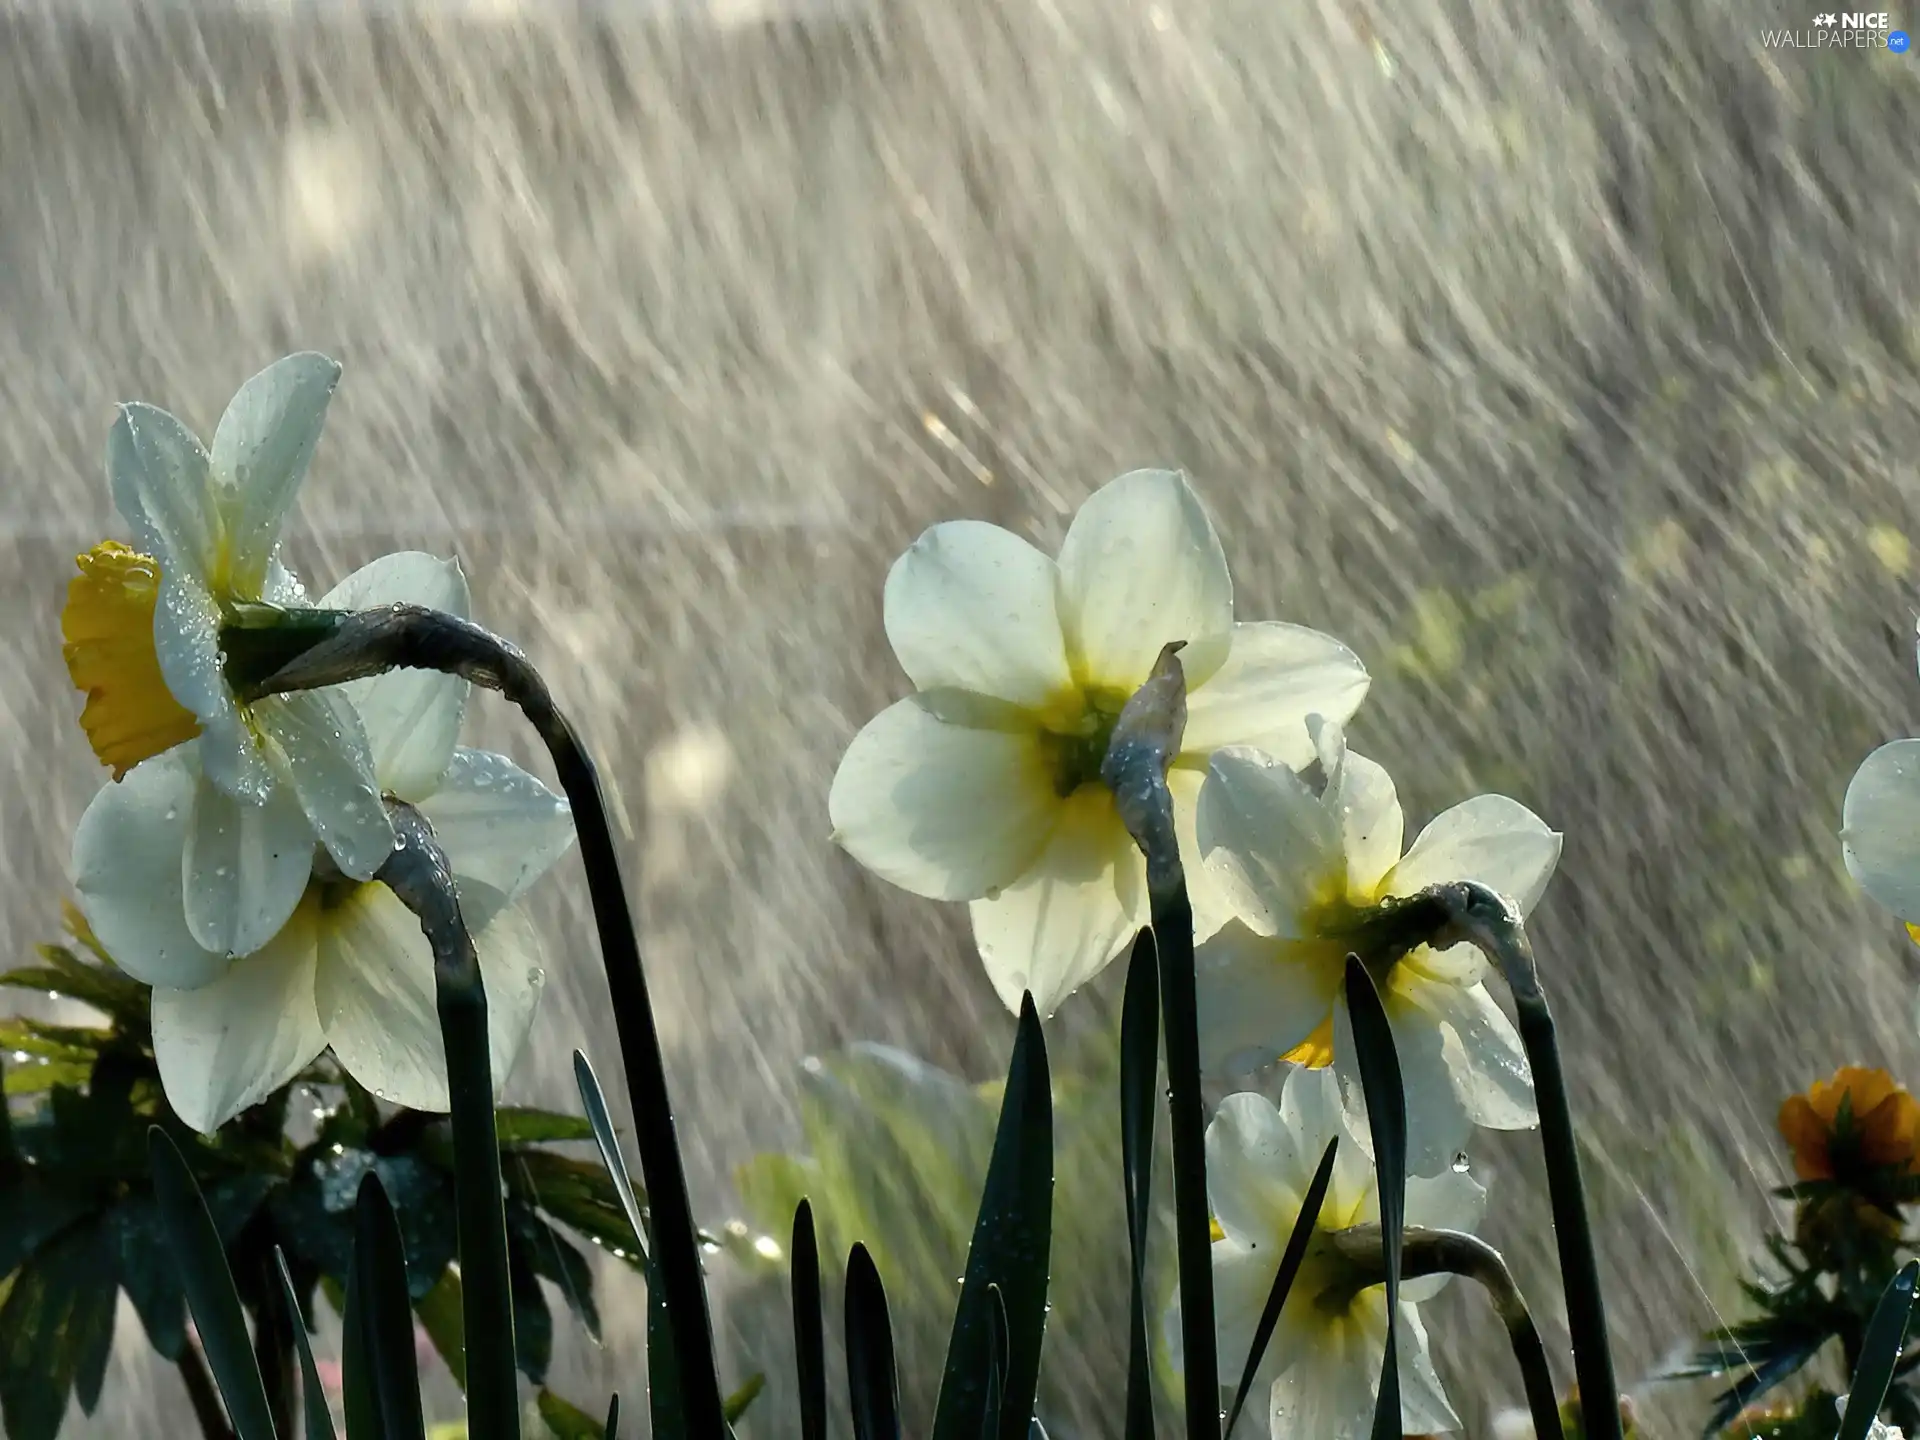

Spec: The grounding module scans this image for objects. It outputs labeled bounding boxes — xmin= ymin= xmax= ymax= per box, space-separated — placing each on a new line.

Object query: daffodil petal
xmin=1055 ymin=469 xmax=1234 ymax=691
xmin=418 ymin=748 xmax=575 ymax=906
xmin=1169 ymin=764 xmax=1240 ymax=943
xmin=1195 ymin=921 xmax=1339 ymax=1079
xmin=882 ymin=520 xmax=1074 ymax=711
xmin=152 ymin=897 xmax=324 ymax=1134
xmin=154 ymin=573 xmax=272 ymax=802
xmin=107 ymin=403 xmax=216 ymax=584
xmin=1276 ymin=1065 xmax=1374 ymax=1211
xmin=1205 ymin=1090 xmax=1311 ymax=1248
xmin=72 ymin=755 xmax=227 ymax=989
xmin=1182 ymin=622 xmax=1371 ymax=767
xmin=1329 ymin=746 xmax=1403 ymax=900
xmin=1396 ymin=1305 xmax=1461 ymax=1433
xmin=1433 ymin=980 xmax=1537 ymax=1131
xmin=1843 ymin=740 xmax=1920 ymax=922
xmin=1266 ymin=1311 xmax=1380 ymax=1440
xmin=1334 ymin=995 xmax=1472 ymax=1178
xmin=829 ymin=694 xmax=1057 ymax=902
xmin=317 ymin=887 xmax=545 ymax=1110
xmin=210 ymin=353 xmax=341 ymax=594
xmin=182 ymin=771 xmax=315 ymax=959
xmin=1197 ymin=746 xmax=1343 ymax=938
xmin=968 ymin=784 xmax=1142 ymax=1016
xmin=1401 ymin=1169 xmax=1489 ymax=1302
xmin=256 ymin=690 xmax=395 ymax=882
xmin=320 ymin=552 xmax=471 ymax=801
xmin=1210 ymin=1234 xmax=1287 ymax=1391
xmin=1383 ymin=793 xmax=1562 ymax=915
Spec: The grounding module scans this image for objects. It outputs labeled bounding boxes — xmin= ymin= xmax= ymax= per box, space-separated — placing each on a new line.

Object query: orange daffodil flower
xmin=827 ymin=470 xmax=1370 ymax=1017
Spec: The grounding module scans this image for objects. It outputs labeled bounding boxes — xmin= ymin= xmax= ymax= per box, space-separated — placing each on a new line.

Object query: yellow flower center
xmin=1036 ymin=685 xmax=1133 ymax=797
xmin=61 ymin=541 xmax=202 ymax=779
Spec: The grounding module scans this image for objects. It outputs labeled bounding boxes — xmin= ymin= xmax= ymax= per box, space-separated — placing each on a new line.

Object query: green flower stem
xmin=1329 ymin=1226 xmax=1565 ymax=1440
xmin=1436 ymin=883 xmax=1622 ymax=1440
xmin=378 ymin=801 xmax=519 ymax=1440
xmin=247 ymin=603 xmax=729 ymax=1437
xmin=1102 ymin=643 xmax=1220 ymax=1440
xmin=176 ymin=1337 xmax=240 ymax=1440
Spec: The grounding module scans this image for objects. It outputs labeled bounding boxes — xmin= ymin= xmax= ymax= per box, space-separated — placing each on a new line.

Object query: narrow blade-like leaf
xmin=648 ymin=1252 xmax=687 ymax=1440
xmin=846 ymin=1244 xmax=901 ymax=1440
xmin=1343 ymin=957 xmax=1406 ymax=1440
xmin=1118 ymin=929 xmax=1159 ymax=1440
xmin=353 ymin=1174 xmax=427 ymax=1440
xmin=792 ymin=1199 xmax=828 ymax=1440
xmin=574 ymin=1052 xmax=650 ymax=1267
xmin=275 ymin=1249 xmax=338 ymax=1440
xmin=1838 ymin=1260 xmax=1920 ymax=1440
xmin=1223 ymin=1137 xmax=1340 ymax=1437
xmin=723 ymin=1373 xmax=766 ymax=1424
xmin=932 ymin=994 xmax=1053 ymax=1440
xmin=605 ymin=1394 xmax=621 ymax=1440
xmin=147 ymin=1127 xmax=280 ymax=1440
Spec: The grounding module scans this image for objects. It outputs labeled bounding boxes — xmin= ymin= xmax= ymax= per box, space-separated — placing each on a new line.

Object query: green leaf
xmin=791 ymin=1200 xmax=827 ymax=1440
xmin=148 ymin=1127 xmax=280 ymax=1440
xmin=1343 ymin=956 xmax=1406 ymax=1440
xmin=493 ymin=1109 xmax=595 ymax=1148
xmin=0 ymin=1018 xmax=105 ymax=1066
xmin=2 ymin=1055 xmax=95 ymax=1096
xmin=506 ymin=1151 xmax=642 ymax=1266
xmin=931 ymin=994 xmax=1053 ymax=1440
xmin=845 ymin=1243 xmax=900 ymax=1440
xmin=570 ymin=1053 xmax=650 ymax=1265
xmin=351 ymin=1171 xmax=428 ymax=1440
xmin=1 ymin=943 xmax=148 ymax=1022
xmin=413 ymin=1269 xmax=469 ymax=1391
xmin=0 ymin=1174 xmax=94 ymax=1281
xmin=276 ymin=1249 xmax=339 ymax=1440
xmin=108 ymin=1195 xmax=187 ymax=1360
xmin=605 ymin=1395 xmax=621 ymax=1439
xmin=723 ymin=1372 xmax=765 ymax=1424
xmin=647 ymin=1249 xmax=686 ymax=1440
xmin=508 ymin=1234 xmax=556 ymax=1385
xmin=535 ymin=1390 xmax=607 ymax=1439
xmin=1837 ymin=1259 xmax=1920 ymax=1440
xmin=1223 ymin=1138 xmax=1339 ymax=1437
xmin=509 ymin=1208 xmax=601 ymax=1343
xmin=1116 ymin=929 xmax=1158 ymax=1440
xmin=0 ymin=1221 xmax=120 ymax=1439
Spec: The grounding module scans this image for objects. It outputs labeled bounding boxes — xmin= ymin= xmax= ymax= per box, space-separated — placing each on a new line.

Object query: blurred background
xmin=2 ymin=0 xmax=1918 ymax=1434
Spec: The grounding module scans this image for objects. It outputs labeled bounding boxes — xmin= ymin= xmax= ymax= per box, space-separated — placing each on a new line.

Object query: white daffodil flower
xmin=1195 ymin=721 xmax=1560 ymax=1175
xmin=1167 ymin=1068 xmax=1484 ymax=1440
xmin=1842 ymin=736 xmax=1920 ymax=941
xmin=62 ymin=353 xmax=395 ymax=961
xmin=826 ymin=469 xmax=1370 ymax=1017
xmin=71 ymin=552 xmax=577 ymax=1133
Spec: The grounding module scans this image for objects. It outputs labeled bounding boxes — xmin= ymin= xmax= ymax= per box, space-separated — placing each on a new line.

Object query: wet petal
xmin=1430 ymin=979 xmax=1537 ymax=1131
xmin=1195 ymin=920 xmax=1340 ymax=1079
xmin=72 ymin=754 xmax=226 ymax=989
xmin=1206 ymin=1090 xmax=1310 ymax=1247
xmin=1844 ymin=740 xmax=1920 ymax=922
xmin=883 ymin=520 xmax=1074 ymax=710
xmin=256 ymin=690 xmax=395 ymax=881
xmin=1384 ymin=793 xmax=1562 ymax=915
xmin=182 ymin=771 xmax=315 ymax=959
xmin=1198 ymin=747 xmax=1343 ymax=938
xmin=320 ymin=552 xmax=471 ymax=801
xmin=417 ymin=749 xmax=576 ymax=905
xmin=1401 ymin=1169 xmax=1489 ymax=1302
xmin=316 ymin=884 xmax=545 ymax=1111
xmin=1267 ymin=1312 xmax=1380 ymax=1440
xmin=1170 ymin=764 xmax=1239 ymax=943
xmin=968 ymin=784 xmax=1141 ymax=1016
xmin=1055 ymin=469 xmax=1234 ymax=691
xmin=154 ymin=573 xmax=272 ymax=801
xmin=829 ymin=693 xmax=1058 ymax=902
xmin=1183 ymin=623 xmax=1371 ymax=767
xmin=107 ymin=403 xmax=215 ymax=583
xmin=152 ymin=897 xmax=324 ymax=1134
xmin=210 ymin=353 xmax=341 ymax=594
xmin=1334 ymin=994 xmax=1473 ymax=1179
xmin=1211 ymin=1235 xmax=1286 ymax=1390
xmin=1397 ymin=1306 xmax=1461 ymax=1434
xmin=1328 ymin=746 xmax=1403 ymax=900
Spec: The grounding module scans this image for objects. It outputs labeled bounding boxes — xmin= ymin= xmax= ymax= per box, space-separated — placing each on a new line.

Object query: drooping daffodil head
xmin=1194 ymin=719 xmax=1561 ymax=1175
xmin=826 ymin=468 xmax=1370 ymax=1017
xmin=72 ymin=552 xmax=577 ymax=1133
xmin=62 ymin=354 xmax=401 ymax=961
xmin=1168 ymin=1067 xmax=1485 ymax=1440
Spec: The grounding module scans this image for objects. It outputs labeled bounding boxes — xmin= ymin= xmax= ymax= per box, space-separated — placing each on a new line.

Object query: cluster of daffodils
xmin=61 ymin=355 xmax=575 ymax=1133
xmin=828 ymin=468 xmax=1563 ymax=1435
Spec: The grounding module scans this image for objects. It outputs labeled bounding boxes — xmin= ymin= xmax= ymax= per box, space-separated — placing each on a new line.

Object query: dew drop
xmin=1451 ymin=1151 xmax=1471 ymax=1173
xmin=164 ymin=807 xmax=180 ymax=822
xmin=10 ymin=1050 xmax=28 ymax=1064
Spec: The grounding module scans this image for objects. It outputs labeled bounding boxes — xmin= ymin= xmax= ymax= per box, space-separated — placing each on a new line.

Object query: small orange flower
xmin=1778 ymin=1066 xmax=1920 ymax=1183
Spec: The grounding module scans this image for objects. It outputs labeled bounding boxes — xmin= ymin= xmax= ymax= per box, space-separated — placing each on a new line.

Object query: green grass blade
xmin=931 ymin=994 xmax=1053 ymax=1440
xmin=845 ymin=1244 xmax=901 ymax=1440
xmin=274 ymin=1249 xmax=339 ymax=1440
xmin=605 ymin=1394 xmax=620 ymax=1439
xmin=792 ymin=1199 xmax=828 ymax=1440
xmin=1838 ymin=1260 xmax=1920 ymax=1440
xmin=723 ymin=1373 xmax=765 ymax=1424
xmin=353 ymin=1174 xmax=427 ymax=1440
xmin=573 ymin=1052 xmax=650 ymax=1268
xmin=1223 ymin=1137 xmax=1339 ymax=1438
xmin=147 ymin=1127 xmax=281 ymax=1440
xmin=1118 ymin=929 xmax=1159 ymax=1440
xmin=982 ymin=1285 xmax=1009 ymax=1438
xmin=1343 ymin=956 xmax=1406 ymax=1440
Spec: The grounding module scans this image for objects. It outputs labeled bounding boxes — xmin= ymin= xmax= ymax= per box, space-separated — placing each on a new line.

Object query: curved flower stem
xmin=1329 ymin=1226 xmax=1565 ymax=1440
xmin=378 ymin=801 xmax=519 ymax=1440
xmin=248 ymin=604 xmax=729 ymax=1437
xmin=1434 ymin=883 xmax=1622 ymax=1440
xmin=1102 ymin=643 xmax=1219 ymax=1440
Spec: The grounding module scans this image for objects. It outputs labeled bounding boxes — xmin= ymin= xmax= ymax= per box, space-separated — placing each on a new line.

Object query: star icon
xmin=1815 ymin=11 xmax=1837 ymax=23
